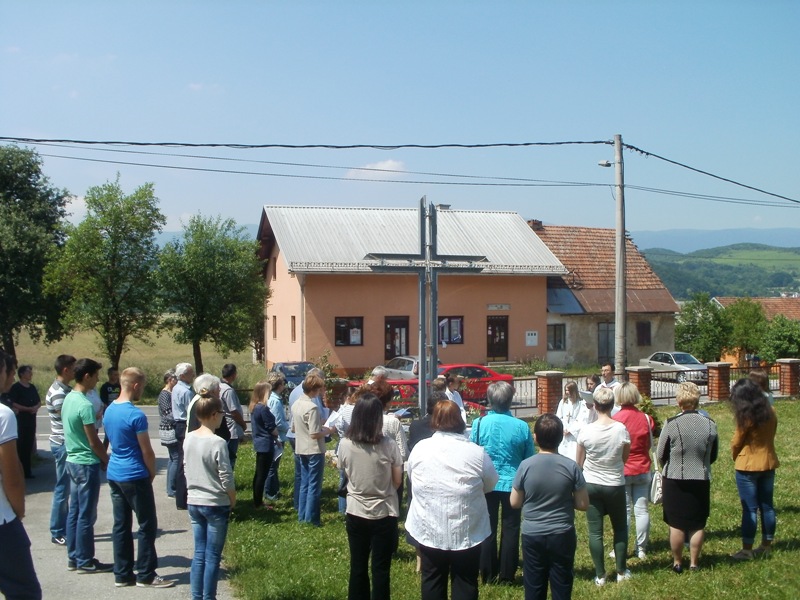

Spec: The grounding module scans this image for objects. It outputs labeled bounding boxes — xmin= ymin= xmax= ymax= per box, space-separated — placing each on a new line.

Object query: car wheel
xmin=677 ymin=373 xmax=687 ymax=383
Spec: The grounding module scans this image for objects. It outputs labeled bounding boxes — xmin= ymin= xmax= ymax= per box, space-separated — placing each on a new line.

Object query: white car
xmin=383 ymin=355 xmax=422 ymax=380
xmin=639 ymin=351 xmax=708 ymax=383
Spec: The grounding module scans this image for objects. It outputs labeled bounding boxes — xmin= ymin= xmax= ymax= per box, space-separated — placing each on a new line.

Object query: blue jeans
xmin=109 ymin=478 xmax=158 ymax=585
xmin=289 ymin=439 xmax=301 ymax=509
xmin=188 ymin=504 xmax=231 ymax=600
xmin=227 ymin=439 xmax=239 ymax=472
xmin=66 ymin=462 xmax=101 ymax=568
xmin=297 ymin=453 xmax=324 ymax=526
xmin=522 ymin=528 xmax=577 ymax=600
xmin=624 ymin=472 xmax=651 ymax=553
xmin=735 ymin=469 xmax=776 ymax=545
xmin=166 ymin=444 xmax=181 ymax=497
xmin=338 ymin=469 xmax=347 ymax=514
xmin=265 ymin=452 xmax=282 ymax=498
xmin=50 ymin=442 xmax=70 ymax=538
xmin=0 ymin=518 xmax=42 ymax=600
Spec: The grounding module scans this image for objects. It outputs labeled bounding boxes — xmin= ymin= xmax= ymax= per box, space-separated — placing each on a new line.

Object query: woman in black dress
xmin=9 ymin=365 xmax=41 ymax=478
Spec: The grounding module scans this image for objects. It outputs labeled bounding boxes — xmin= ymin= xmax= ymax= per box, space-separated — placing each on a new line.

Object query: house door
xmin=486 ymin=316 xmax=509 ymax=362
xmin=385 ymin=317 xmax=409 ymax=361
xmin=598 ymin=322 xmax=614 ymax=366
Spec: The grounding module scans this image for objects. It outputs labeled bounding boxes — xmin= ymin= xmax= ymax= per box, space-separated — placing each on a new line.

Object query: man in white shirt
xmin=599 ymin=363 xmax=620 ymax=390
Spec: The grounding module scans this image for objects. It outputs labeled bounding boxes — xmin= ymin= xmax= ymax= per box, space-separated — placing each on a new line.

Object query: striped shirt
xmin=46 ymin=379 xmax=71 ymax=445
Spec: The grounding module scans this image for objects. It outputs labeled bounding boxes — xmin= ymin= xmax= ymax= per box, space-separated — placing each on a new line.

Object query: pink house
xmin=257 ymin=206 xmax=566 ymax=376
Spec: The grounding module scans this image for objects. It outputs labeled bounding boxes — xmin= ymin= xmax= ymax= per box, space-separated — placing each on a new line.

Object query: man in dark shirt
xmin=99 ymin=368 xmax=121 ymax=407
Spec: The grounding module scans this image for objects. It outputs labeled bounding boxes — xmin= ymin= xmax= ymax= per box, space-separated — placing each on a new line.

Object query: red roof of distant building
xmin=714 ymin=297 xmax=800 ymax=321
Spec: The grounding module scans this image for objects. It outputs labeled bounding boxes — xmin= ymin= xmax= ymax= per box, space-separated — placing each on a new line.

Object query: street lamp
xmin=599 ymin=134 xmax=627 ymax=378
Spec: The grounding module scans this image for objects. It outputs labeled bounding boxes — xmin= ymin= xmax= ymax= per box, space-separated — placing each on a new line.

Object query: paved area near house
xmin=27 ymin=406 xmax=234 ymax=599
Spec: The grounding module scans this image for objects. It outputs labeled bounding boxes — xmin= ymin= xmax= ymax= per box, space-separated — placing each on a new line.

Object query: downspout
xmin=298 ymin=273 xmax=306 ymax=360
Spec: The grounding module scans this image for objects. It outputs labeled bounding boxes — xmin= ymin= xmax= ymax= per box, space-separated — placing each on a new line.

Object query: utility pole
xmin=614 ymin=134 xmax=627 ymax=377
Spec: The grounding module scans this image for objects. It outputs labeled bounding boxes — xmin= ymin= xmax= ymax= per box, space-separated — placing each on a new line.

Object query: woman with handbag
xmin=158 ymin=370 xmax=180 ymax=497
xmin=657 ymin=382 xmax=718 ymax=573
xmin=612 ymin=383 xmax=654 ymax=560
xmin=337 ymin=392 xmax=403 ymax=600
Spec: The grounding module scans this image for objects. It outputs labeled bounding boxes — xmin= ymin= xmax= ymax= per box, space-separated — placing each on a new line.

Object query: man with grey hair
xmin=171 ymin=363 xmax=194 ymax=509
xmin=286 ymin=367 xmax=327 ymax=510
xmin=368 ymin=365 xmax=388 ymax=385
xmin=470 ymin=380 xmax=535 ymax=584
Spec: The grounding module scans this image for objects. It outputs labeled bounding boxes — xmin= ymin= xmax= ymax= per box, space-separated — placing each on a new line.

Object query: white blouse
xmin=406 ymin=431 xmax=498 ymax=551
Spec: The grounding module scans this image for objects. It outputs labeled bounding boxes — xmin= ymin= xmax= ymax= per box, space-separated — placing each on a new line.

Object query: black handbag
xmin=337 ymin=474 xmax=349 ymax=498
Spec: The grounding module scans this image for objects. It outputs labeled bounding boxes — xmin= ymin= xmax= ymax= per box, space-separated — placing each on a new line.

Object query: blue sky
xmin=2 ymin=1 xmax=798 ymax=233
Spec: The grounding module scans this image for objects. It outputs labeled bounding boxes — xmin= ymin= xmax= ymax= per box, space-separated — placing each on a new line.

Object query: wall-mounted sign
xmin=487 ymin=304 xmax=511 ymax=311
xmin=525 ymin=331 xmax=539 ymax=347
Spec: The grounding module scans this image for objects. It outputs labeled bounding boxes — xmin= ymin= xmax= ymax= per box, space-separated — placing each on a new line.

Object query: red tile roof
xmin=714 ymin=297 xmax=800 ymax=321
xmin=533 ymin=224 xmax=679 ymax=314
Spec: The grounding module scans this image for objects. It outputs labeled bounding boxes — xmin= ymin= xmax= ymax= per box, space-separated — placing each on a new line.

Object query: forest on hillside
xmin=642 ymin=243 xmax=800 ymax=300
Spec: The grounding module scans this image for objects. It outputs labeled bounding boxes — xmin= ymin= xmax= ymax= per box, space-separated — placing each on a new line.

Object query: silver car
xmin=383 ymin=355 xmax=422 ymax=380
xmin=639 ymin=351 xmax=708 ymax=383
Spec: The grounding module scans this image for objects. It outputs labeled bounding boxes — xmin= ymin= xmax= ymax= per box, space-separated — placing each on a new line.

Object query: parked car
xmin=639 ymin=352 xmax=708 ymax=383
xmin=438 ymin=364 xmax=515 ymax=402
xmin=384 ymin=355 xmax=443 ymax=380
xmin=270 ymin=361 xmax=317 ymax=396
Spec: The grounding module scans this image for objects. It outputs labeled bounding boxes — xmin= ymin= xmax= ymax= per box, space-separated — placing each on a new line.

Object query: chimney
xmin=527 ymin=219 xmax=543 ymax=231
xmin=436 ymin=204 xmax=451 ymax=210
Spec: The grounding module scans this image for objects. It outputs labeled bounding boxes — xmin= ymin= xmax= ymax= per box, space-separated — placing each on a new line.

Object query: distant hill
xmin=642 ymin=243 xmax=800 ymax=300
xmin=631 ymin=228 xmax=800 ymax=253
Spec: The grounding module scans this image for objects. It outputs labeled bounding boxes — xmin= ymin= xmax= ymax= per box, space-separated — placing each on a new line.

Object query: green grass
xmin=13 ymin=329 xmax=267 ymax=402
xmin=224 ymin=400 xmax=800 ymax=600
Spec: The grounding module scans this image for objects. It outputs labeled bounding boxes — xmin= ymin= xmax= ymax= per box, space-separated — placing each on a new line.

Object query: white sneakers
xmin=617 ymin=569 xmax=632 ymax=582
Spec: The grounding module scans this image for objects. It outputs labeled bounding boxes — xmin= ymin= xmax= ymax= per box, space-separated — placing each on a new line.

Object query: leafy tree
xmin=723 ymin=298 xmax=768 ymax=358
xmin=45 ymin=177 xmax=166 ymax=369
xmin=675 ymin=292 xmax=730 ymax=362
xmin=0 ymin=145 xmax=70 ymax=355
xmin=158 ymin=215 xmax=268 ymax=373
xmin=760 ymin=314 xmax=800 ymax=364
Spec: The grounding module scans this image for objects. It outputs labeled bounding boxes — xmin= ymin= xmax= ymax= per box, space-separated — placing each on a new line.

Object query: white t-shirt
xmin=577 ymin=420 xmax=630 ymax=487
xmin=0 ymin=404 xmax=19 ymax=524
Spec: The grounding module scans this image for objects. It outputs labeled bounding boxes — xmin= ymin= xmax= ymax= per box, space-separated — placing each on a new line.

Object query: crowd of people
xmin=0 ymin=351 xmax=783 ymax=600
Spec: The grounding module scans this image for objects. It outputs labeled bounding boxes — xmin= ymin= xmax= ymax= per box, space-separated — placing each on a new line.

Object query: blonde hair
xmin=615 ymin=382 xmax=640 ymax=406
xmin=120 ymin=367 xmax=145 ymax=391
xmin=249 ymin=380 xmax=272 ymax=413
xmin=676 ymin=381 xmax=701 ymax=410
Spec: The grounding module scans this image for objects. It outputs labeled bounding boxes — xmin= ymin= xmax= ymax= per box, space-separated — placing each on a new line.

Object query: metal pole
xmin=429 ymin=202 xmax=439 ymax=393
xmin=614 ymin=134 xmax=627 ymax=377
xmin=417 ymin=198 xmax=428 ymax=417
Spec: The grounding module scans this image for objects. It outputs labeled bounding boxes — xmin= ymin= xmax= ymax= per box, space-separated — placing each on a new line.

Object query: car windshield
xmin=281 ymin=362 xmax=315 ymax=377
xmin=673 ymin=353 xmax=701 ymax=365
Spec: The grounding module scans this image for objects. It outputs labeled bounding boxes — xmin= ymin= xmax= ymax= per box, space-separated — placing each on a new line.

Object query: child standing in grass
xmin=184 ymin=379 xmax=236 ymax=600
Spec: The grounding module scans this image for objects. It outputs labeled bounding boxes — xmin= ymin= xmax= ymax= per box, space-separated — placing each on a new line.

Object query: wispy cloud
xmin=65 ymin=195 xmax=86 ymax=224
xmin=346 ymin=159 xmax=407 ymax=181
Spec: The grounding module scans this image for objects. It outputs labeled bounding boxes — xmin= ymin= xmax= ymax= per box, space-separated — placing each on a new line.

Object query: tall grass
xmin=225 ymin=400 xmax=800 ymax=600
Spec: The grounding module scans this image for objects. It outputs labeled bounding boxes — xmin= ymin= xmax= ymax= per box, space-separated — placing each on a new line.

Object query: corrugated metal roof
xmin=261 ymin=206 xmax=566 ymax=275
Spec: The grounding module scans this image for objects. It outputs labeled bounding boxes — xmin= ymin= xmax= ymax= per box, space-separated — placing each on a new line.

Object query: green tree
xmin=723 ymin=298 xmax=768 ymax=358
xmin=675 ymin=292 xmax=730 ymax=362
xmin=45 ymin=177 xmax=166 ymax=369
xmin=760 ymin=314 xmax=800 ymax=364
xmin=0 ymin=145 xmax=70 ymax=355
xmin=158 ymin=215 xmax=268 ymax=373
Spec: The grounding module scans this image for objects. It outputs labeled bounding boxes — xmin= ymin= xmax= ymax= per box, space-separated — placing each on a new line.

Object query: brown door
xmin=385 ymin=317 xmax=409 ymax=361
xmin=486 ymin=315 xmax=508 ymax=362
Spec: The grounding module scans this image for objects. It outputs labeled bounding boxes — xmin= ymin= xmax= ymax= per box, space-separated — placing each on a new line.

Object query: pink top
xmin=613 ymin=405 xmax=653 ymax=476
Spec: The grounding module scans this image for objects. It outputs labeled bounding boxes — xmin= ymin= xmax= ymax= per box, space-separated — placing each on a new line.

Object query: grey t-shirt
xmin=338 ymin=436 xmax=403 ymax=519
xmin=219 ymin=382 xmax=244 ymax=440
xmin=513 ymin=452 xmax=586 ymax=536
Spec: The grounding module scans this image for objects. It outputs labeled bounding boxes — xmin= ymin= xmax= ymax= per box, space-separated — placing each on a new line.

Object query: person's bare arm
xmin=0 ymin=440 xmax=25 ymax=518
xmin=509 ymin=487 xmax=524 ymax=509
xmin=137 ymin=431 xmax=157 ymax=481
xmin=575 ymin=444 xmax=586 ymax=469
xmin=84 ymin=424 xmax=108 ymax=468
xmin=621 ymin=442 xmax=631 ymax=464
xmin=391 ymin=465 xmax=403 ymax=489
xmin=573 ymin=487 xmax=589 ymax=511
xmin=230 ymin=409 xmax=246 ymax=430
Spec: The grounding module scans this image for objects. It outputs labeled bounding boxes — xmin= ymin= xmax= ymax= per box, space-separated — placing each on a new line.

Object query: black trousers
xmin=419 ymin=543 xmax=481 ymax=600
xmin=346 ymin=514 xmax=397 ymax=600
xmin=252 ymin=450 xmax=274 ymax=507
xmin=480 ymin=490 xmax=522 ymax=583
xmin=16 ymin=422 xmax=36 ymax=477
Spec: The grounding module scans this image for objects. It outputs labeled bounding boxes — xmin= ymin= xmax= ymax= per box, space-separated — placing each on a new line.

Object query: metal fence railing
xmin=730 ymin=364 xmax=780 ymax=392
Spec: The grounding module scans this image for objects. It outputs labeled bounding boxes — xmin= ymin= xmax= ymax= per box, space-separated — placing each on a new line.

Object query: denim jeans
xmin=735 ymin=469 xmax=776 ymax=545
xmin=227 ymin=439 xmax=239 ymax=472
xmin=109 ymin=478 xmax=158 ymax=584
xmin=49 ymin=442 xmax=70 ymax=538
xmin=345 ymin=514 xmax=397 ymax=600
xmin=586 ymin=483 xmax=628 ymax=577
xmin=188 ymin=504 xmax=231 ymax=600
xmin=297 ymin=453 xmax=324 ymax=526
xmin=338 ymin=469 xmax=347 ymax=514
xmin=522 ymin=528 xmax=577 ymax=600
xmin=0 ymin=518 xmax=42 ymax=600
xmin=624 ymin=472 xmax=651 ymax=554
xmin=66 ymin=462 xmax=102 ymax=568
xmin=265 ymin=452 xmax=282 ymax=498
xmin=166 ymin=444 xmax=181 ymax=497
